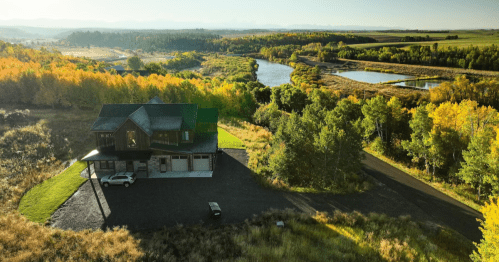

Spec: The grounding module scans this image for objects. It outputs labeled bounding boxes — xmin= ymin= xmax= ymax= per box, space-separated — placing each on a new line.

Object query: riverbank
xmin=300 ymin=56 xmax=499 ymax=79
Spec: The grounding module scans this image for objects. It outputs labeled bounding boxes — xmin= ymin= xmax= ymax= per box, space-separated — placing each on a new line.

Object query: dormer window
xmin=182 ymin=131 xmax=189 ymax=141
xmin=127 ymin=130 xmax=137 ymax=148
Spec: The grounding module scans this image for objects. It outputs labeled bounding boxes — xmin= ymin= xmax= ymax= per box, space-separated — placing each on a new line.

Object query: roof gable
xmin=91 ymin=103 xmax=200 ymax=132
xmin=147 ymin=96 xmax=165 ymax=104
xmin=128 ymin=106 xmax=152 ymax=136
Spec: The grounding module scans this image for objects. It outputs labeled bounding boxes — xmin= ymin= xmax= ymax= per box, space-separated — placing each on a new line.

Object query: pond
xmin=331 ymin=70 xmax=443 ymax=89
xmin=255 ymin=59 xmax=294 ymax=87
xmin=332 ymin=70 xmax=413 ymax=84
xmin=394 ymin=80 xmax=445 ymax=89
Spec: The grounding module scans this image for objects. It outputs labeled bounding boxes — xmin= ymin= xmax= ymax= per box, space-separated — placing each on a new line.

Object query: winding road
xmin=361 ymin=152 xmax=483 ymax=242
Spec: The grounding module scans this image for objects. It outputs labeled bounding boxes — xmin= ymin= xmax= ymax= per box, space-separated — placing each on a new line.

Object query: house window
xmin=127 ymin=131 xmax=137 ymax=148
xmin=182 ymin=131 xmax=189 ymax=141
xmin=100 ymin=161 xmax=114 ymax=169
xmin=99 ymin=133 xmax=114 ymax=147
xmin=159 ymin=133 xmax=168 ymax=144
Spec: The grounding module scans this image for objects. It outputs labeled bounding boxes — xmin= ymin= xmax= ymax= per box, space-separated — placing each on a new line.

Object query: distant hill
xmin=0 ymin=27 xmax=40 ymax=39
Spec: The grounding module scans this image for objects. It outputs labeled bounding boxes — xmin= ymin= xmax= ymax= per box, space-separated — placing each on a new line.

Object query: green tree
xmin=401 ymin=105 xmax=435 ymax=179
xmin=269 ymin=112 xmax=315 ymax=186
xmin=127 ymin=56 xmax=144 ymax=70
xmin=145 ymin=62 xmax=167 ymax=75
xmin=362 ymin=95 xmax=389 ymax=144
xmin=302 ymin=89 xmax=339 ymax=133
xmin=457 ymin=129 xmax=497 ymax=201
xmin=314 ymin=100 xmax=364 ymax=186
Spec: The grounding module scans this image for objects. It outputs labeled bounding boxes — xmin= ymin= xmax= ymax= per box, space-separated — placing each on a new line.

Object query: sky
xmin=1 ymin=0 xmax=499 ymax=29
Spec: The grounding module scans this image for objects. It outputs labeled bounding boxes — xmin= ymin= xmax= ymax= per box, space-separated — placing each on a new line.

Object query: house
xmin=81 ymin=97 xmax=218 ymax=177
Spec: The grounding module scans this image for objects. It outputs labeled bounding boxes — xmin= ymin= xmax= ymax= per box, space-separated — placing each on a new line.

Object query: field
xmin=55 ymin=46 xmax=174 ymax=64
xmin=350 ymin=30 xmax=499 ymax=49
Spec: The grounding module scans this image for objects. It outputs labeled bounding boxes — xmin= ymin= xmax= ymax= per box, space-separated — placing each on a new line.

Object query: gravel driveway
xmin=51 ymin=149 xmax=481 ymax=242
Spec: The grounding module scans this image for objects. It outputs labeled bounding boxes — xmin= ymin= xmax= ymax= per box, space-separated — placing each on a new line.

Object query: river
xmin=255 ymin=59 xmax=294 ymax=87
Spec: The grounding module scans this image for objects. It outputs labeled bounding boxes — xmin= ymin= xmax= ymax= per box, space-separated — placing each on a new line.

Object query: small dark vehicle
xmin=208 ymin=202 xmax=221 ymax=218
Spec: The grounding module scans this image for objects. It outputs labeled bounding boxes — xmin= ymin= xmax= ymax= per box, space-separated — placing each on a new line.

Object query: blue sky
xmin=2 ymin=0 xmax=498 ymax=29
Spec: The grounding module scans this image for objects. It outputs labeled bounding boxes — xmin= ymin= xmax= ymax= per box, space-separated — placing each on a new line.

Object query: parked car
xmin=100 ymin=172 xmax=137 ymax=188
xmin=208 ymin=202 xmax=221 ymax=218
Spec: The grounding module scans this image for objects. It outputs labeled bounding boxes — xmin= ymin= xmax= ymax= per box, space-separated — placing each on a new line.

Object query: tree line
xmin=0 ymin=47 xmax=258 ymax=119
xmin=337 ymin=44 xmax=499 ymax=71
xmin=62 ymin=31 xmax=376 ymax=53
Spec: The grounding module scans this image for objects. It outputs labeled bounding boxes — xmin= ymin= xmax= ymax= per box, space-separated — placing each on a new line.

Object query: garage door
xmin=171 ymin=156 xmax=188 ymax=171
xmin=193 ymin=155 xmax=210 ymax=171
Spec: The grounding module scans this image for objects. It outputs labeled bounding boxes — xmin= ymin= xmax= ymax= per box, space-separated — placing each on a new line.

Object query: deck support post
xmin=87 ymin=161 xmax=91 ymax=178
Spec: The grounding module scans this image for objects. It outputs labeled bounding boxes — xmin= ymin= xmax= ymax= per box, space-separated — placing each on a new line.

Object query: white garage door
xmin=193 ymin=155 xmax=210 ymax=171
xmin=171 ymin=156 xmax=188 ymax=171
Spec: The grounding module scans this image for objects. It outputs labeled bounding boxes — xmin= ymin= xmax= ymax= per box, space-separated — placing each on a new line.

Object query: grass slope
xmin=140 ymin=209 xmax=475 ymax=261
xmin=218 ymin=127 xmax=246 ymax=149
xmin=18 ymin=161 xmax=88 ymax=223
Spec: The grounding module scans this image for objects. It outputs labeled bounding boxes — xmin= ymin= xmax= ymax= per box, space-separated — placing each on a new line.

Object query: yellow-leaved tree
xmin=472 ymin=197 xmax=499 ymax=262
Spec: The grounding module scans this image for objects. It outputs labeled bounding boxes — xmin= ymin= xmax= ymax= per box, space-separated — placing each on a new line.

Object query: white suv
xmin=100 ymin=172 xmax=137 ymax=188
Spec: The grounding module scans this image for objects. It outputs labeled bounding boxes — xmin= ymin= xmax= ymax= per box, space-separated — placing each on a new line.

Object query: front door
xmin=126 ymin=161 xmax=134 ymax=172
xmin=160 ymin=158 xmax=167 ymax=173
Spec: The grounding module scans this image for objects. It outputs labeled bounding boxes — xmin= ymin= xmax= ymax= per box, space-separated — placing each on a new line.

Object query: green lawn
xmin=218 ymin=127 xmax=245 ymax=149
xmin=18 ymin=161 xmax=88 ymax=223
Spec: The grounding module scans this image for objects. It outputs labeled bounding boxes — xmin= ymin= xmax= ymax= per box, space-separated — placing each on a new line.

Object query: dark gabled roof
xmin=91 ymin=97 xmax=202 ymax=133
xmin=196 ymin=108 xmax=218 ymax=124
xmin=150 ymin=133 xmax=218 ymax=154
xmin=128 ymin=106 xmax=152 ymax=136
xmin=143 ymin=104 xmax=198 ymax=130
xmin=147 ymin=96 xmax=165 ymax=104
xmin=150 ymin=117 xmax=182 ymax=130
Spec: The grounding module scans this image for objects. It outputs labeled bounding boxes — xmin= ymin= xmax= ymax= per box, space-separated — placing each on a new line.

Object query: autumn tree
xmin=471 ymin=197 xmax=499 ymax=262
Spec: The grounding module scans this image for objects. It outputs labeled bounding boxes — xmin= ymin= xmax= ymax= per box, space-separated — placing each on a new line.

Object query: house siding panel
xmin=114 ymin=119 xmax=150 ymax=151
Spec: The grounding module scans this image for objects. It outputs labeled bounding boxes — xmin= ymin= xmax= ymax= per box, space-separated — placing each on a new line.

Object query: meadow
xmin=351 ymin=30 xmax=499 ymax=49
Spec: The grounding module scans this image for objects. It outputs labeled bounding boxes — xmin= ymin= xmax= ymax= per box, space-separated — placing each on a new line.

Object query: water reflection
xmin=332 ymin=70 xmax=444 ymax=89
xmin=255 ymin=59 xmax=294 ymax=87
xmin=394 ymin=80 xmax=443 ymax=89
xmin=332 ymin=70 xmax=413 ymax=84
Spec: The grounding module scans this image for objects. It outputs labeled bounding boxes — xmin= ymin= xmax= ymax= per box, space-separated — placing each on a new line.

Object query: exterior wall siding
xmin=114 ymin=119 xmax=150 ymax=151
